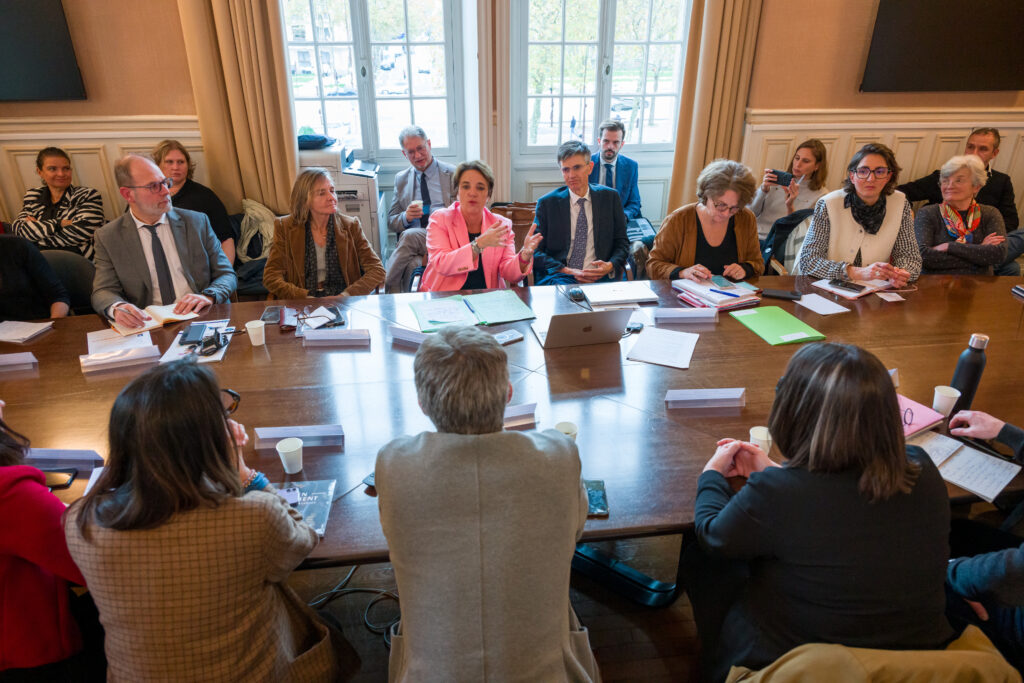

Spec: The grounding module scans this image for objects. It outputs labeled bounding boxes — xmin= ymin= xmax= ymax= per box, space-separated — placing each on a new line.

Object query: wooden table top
xmin=3 ymin=275 xmax=1023 ymax=565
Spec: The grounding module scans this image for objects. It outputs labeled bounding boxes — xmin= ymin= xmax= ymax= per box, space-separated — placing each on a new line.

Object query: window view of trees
xmin=285 ymin=0 xmax=453 ymax=154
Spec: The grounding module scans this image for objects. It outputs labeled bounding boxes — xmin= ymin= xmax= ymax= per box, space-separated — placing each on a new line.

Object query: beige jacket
xmin=376 ymin=429 xmax=601 ymax=682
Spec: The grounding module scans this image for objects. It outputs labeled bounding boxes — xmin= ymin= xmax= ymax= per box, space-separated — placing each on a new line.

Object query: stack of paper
xmin=672 ymin=279 xmax=760 ymax=311
xmin=111 ymin=304 xmax=198 ymax=336
xmin=580 ymin=281 xmax=659 ymax=306
xmin=625 ymin=327 xmax=699 ymax=370
xmin=0 ymin=320 xmax=53 ymax=343
xmin=730 ymin=307 xmax=825 ymax=345
xmin=909 ymin=431 xmax=1021 ymax=503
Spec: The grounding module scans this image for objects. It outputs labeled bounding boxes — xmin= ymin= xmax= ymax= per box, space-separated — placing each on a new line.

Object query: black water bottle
xmin=950 ymin=333 xmax=988 ymax=415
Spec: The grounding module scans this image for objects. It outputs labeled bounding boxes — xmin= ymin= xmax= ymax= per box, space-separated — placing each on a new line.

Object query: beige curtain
xmin=666 ymin=0 xmax=762 ymax=213
xmin=177 ymin=0 xmax=297 ymax=215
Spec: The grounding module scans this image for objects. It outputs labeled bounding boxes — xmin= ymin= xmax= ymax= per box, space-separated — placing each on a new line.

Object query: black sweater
xmin=0 ymin=235 xmax=70 ymax=320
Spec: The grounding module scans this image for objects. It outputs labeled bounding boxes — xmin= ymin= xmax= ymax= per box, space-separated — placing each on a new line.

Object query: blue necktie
xmin=567 ymin=197 xmax=588 ymax=269
xmin=604 ymin=163 xmax=614 ymax=189
xmin=142 ymin=223 xmax=175 ymax=305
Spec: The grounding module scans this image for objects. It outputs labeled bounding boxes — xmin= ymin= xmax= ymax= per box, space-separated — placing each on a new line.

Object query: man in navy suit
xmin=533 ymin=140 xmax=629 ymax=285
xmin=588 ymin=119 xmax=642 ymax=220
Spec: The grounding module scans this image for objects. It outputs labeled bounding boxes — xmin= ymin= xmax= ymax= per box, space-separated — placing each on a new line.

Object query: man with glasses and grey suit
xmin=91 ymin=154 xmax=236 ymax=329
xmin=384 ymin=126 xmax=455 ymax=292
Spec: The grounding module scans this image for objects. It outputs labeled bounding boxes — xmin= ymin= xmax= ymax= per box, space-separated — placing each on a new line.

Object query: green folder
xmin=729 ymin=306 xmax=825 ymax=345
xmin=410 ymin=290 xmax=535 ymax=332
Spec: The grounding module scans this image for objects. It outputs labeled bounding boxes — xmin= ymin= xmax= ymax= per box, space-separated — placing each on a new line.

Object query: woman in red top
xmin=0 ymin=399 xmax=102 ymax=680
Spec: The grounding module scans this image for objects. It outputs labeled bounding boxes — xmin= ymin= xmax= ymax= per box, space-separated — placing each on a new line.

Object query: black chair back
xmin=762 ymin=208 xmax=814 ymax=275
xmin=41 ymin=250 xmax=95 ymax=315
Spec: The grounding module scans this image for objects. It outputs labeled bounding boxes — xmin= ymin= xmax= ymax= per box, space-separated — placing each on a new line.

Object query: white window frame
xmin=284 ymin=0 xmax=466 ymax=165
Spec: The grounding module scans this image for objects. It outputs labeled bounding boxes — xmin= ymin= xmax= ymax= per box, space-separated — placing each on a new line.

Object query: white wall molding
xmin=741 ymin=108 xmax=1024 ymax=219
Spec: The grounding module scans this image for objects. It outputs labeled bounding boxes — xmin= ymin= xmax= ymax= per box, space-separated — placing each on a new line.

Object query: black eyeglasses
xmin=853 ymin=167 xmax=892 ymax=180
xmin=124 ymin=177 xmax=173 ymax=193
xmin=221 ymin=388 xmax=240 ymax=415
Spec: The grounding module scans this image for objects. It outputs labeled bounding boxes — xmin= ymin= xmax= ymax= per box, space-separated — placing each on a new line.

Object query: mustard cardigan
xmin=647 ymin=203 xmax=764 ymax=280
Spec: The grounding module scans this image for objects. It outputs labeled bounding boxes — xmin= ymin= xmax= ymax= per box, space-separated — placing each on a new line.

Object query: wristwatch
xmin=470 ymin=239 xmax=481 ymax=256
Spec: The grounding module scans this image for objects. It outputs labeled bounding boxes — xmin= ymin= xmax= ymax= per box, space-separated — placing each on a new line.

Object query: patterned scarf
xmin=844 ymin=187 xmax=887 ymax=235
xmin=303 ymin=215 xmax=347 ymax=296
xmin=939 ymin=200 xmax=981 ymax=243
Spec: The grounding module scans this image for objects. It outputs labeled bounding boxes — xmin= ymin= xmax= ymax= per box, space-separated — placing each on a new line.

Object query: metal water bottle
xmin=950 ymin=333 xmax=988 ymax=415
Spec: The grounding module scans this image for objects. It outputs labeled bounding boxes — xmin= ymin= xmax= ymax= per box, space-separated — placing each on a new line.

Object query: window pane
xmin=311 ymin=0 xmax=352 ymax=42
xmin=528 ymin=0 xmax=562 ymax=42
xmin=325 ymin=99 xmax=361 ymax=149
xmin=528 ymin=97 xmax=560 ymax=146
xmin=374 ymin=45 xmax=409 ymax=96
xmin=289 ymin=47 xmax=320 ymax=97
xmin=407 ymin=0 xmax=444 ymax=42
xmin=413 ymin=100 xmax=448 ymax=148
xmin=646 ymin=44 xmax=680 ymax=94
xmin=639 ymin=95 xmax=677 ymax=144
xmin=377 ymin=99 xmax=413 ymax=148
xmin=528 ymin=45 xmax=561 ymax=95
xmin=614 ymin=0 xmax=650 ymax=41
xmin=367 ymin=0 xmax=407 ymax=42
xmin=410 ymin=46 xmax=446 ymax=96
xmin=564 ymin=0 xmax=599 ymax=42
xmin=612 ymin=44 xmax=645 ymax=94
xmin=561 ymin=97 xmax=596 ymax=142
xmin=650 ymin=0 xmax=686 ymax=41
xmin=609 ymin=95 xmax=639 ymax=118
xmin=284 ymin=0 xmax=313 ymax=42
xmin=563 ymin=45 xmax=597 ymax=95
xmin=294 ymin=99 xmax=324 ymax=136
xmin=320 ymin=46 xmax=357 ymax=95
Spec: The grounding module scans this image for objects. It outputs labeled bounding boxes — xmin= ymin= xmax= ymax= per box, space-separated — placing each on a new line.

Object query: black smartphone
xmin=828 ymin=278 xmax=865 ymax=293
xmin=323 ymin=305 xmax=347 ymax=328
xmin=261 ymin=305 xmax=284 ymax=323
xmin=771 ymin=169 xmax=793 ymax=187
xmin=41 ymin=468 xmax=77 ymax=491
xmin=584 ymin=479 xmax=609 ymax=517
xmin=179 ymin=323 xmax=207 ymax=346
xmin=280 ymin=307 xmax=298 ymax=331
xmin=762 ymin=288 xmax=802 ymax=300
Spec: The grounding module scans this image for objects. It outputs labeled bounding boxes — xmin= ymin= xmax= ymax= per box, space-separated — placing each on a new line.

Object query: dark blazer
xmin=533 ymin=184 xmax=629 ymax=280
xmin=91 ymin=208 xmax=236 ymax=315
xmin=898 ymin=168 xmax=1018 ymax=231
xmin=589 ymin=153 xmax=641 ymax=219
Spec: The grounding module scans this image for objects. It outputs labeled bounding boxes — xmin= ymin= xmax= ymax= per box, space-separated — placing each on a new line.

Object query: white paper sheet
xmin=417 ymin=299 xmax=472 ymax=323
xmin=159 ymin=320 xmax=233 ymax=364
xmin=0 ymin=320 xmax=53 ymax=343
xmin=796 ymin=293 xmax=850 ymax=315
xmin=907 ymin=431 xmax=963 ymax=467
xmin=87 ymin=328 xmax=153 ymax=355
xmin=626 ymin=327 xmax=699 ymax=370
xmin=876 ymin=291 xmax=906 ymax=302
xmin=939 ymin=445 xmax=1021 ymax=503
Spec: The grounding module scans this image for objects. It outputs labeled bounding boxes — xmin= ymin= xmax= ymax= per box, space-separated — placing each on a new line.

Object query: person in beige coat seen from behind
xmin=375 ymin=325 xmax=601 ymax=682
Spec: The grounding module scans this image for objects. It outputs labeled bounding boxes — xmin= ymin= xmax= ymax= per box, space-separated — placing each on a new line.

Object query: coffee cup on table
xmin=555 ymin=421 xmax=578 ymax=442
xmin=932 ymin=386 xmax=961 ymax=417
xmin=245 ymin=320 xmax=266 ymax=346
xmin=749 ymin=426 xmax=772 ymax=454
xmin=276 ymin=437 xmax=303 ymax=474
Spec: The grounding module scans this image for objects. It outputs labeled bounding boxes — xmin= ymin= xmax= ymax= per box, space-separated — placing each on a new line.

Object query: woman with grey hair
xmin=375 ymin=325 xmax=600 ymax=682
xmin=915 ymin=155 xmax=1007 ymax=275
xmin=647 ymin=159 xmax=764 ymax=281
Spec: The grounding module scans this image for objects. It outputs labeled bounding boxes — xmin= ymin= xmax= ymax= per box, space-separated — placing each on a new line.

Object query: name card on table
xmin=79 ymin=346 xmax=160 ymax=374
xmin=504 ymin=403 xmax=537 ymax=430
xmin=665 ymin=388 xmax=746 ymax=409
xmin=653 ymin=308 xmax=718 ymax=323
xmin=26 ymin=448 xmax=104 ymax=470
xmin=390 ymin=325 xmax=428 ymax=348
xmin=303 ymin=328 xmax=371 ymax=347
xmin=254 ymin=425 xmax=344 ymax=450
xmin=0 ymin=352 xmax=38 ymax=372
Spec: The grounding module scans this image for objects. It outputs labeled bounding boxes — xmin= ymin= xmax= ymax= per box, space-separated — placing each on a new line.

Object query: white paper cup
xmin=749 ymin=426 xmax=772 ymax=454
xmin=246 ymin=320 xmax=266 ymax=346
xmin=555 ymin=421 xmax=578 ymax=442
xmin=932 ymin=385 xmax=961 ymax=417
xmin=276 ymin=437 xmax=303 ymax=474
xmin=409 ymin=199 xmax=423 ymax=210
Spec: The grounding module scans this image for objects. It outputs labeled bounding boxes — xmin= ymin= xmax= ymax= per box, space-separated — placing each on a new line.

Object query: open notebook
xmin=111 ymin=304 xmax=198 ymax=336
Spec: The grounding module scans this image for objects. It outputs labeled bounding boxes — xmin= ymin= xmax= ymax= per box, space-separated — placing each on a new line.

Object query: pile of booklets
xmin=672 ymin=279 xmax=760 ymax=311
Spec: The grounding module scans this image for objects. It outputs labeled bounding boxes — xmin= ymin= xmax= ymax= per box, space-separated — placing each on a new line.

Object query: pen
xmin=710 ymin=288 xmax=739 ymax=298
xmin=464 ymin=299 xmax=477 ymax=314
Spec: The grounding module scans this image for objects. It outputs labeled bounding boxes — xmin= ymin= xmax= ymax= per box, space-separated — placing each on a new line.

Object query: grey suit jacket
xmin=376 ymin=429 xmax=600 ymax=682
xmin=91 ymin=208 xmax=237 ymax=315
xmin=387 ymin=160 xmax=456 ymax=235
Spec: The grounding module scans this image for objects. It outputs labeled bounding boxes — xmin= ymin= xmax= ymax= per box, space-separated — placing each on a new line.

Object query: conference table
xmin=4 ymin=275 xmax=1024 ymax=606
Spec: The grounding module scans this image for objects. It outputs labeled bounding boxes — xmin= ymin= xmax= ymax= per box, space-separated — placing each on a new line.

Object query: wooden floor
xmin=287 ymin=535 xmax=699 ymax=682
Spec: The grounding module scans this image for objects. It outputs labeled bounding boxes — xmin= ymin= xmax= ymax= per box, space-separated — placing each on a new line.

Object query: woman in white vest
xmin=798 ymin=143 xmax=921 ymax=286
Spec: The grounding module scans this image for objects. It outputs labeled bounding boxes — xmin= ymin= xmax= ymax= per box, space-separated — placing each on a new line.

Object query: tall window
xmin=516 ymin=0 xmax=690 ymax=152
xmin=284 ymin=0 xmax=462 ymax=158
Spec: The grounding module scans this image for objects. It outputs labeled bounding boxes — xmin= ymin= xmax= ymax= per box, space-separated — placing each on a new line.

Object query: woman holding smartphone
xmin=748 ymin=139 xmax=829 ymax=242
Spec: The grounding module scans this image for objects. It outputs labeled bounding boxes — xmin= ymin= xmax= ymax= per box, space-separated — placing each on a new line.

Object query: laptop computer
xmin=530 ymin=309 xmax=634 ymax=349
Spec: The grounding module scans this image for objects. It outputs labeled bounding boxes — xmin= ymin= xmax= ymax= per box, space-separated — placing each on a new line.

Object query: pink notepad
xmin=897 ymin=394 xmax=945 ymax=438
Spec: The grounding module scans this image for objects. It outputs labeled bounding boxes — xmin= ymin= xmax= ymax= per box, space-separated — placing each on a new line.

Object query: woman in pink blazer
xmin=420 ymin=161 xmax=541 ymax=292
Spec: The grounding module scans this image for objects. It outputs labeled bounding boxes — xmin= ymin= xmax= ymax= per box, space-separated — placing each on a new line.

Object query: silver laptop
xmin=530 ymin=309 xmax=634 ymax=349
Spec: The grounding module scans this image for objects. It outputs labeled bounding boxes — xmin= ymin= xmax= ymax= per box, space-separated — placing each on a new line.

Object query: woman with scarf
xmin=915 ymin=155 xmax=1007 ymax=275
xmin=798 ymin=143 xmax=921 ymax=286
xmin=263 ymin=167 xmax=385 ymax=299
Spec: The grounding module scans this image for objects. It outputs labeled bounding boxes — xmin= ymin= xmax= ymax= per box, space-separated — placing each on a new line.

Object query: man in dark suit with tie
xmin=588 ymin=119 xmax=642 ymax=220
xmin=91 ymin=155 xmax=236 ymax=328
xmin=533 ymin=140 xmax=629 ymax=285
